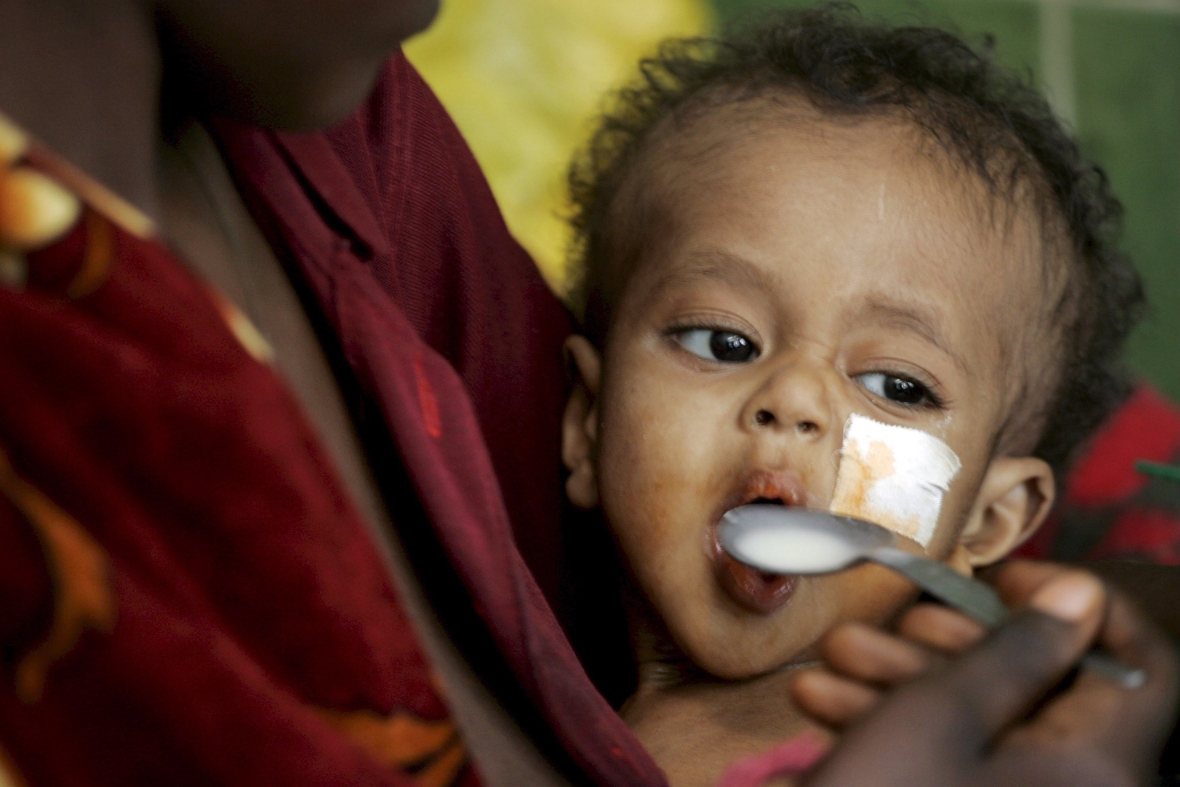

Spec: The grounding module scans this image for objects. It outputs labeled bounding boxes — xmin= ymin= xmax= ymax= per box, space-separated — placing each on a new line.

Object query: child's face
xmin=564 ymin=110 xmax=1056 ymax=679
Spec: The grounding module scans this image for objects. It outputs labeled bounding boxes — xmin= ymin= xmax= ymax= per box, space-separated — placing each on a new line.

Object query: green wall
xmin=712 ymin=0 xmax=1180 ymax=401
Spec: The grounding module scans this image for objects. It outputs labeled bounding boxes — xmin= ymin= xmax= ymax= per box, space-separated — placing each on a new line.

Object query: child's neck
xmin=620 ymin=580 xmax=829 ymax=787
xmin=0 ymin=0 xmax=161 ymax=216
xmin=624 ymin=586 xmax=710 ymax=693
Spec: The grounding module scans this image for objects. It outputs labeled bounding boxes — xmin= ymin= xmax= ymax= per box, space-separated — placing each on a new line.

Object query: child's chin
xmin=688 ymin=636 xmax=810 ymax=681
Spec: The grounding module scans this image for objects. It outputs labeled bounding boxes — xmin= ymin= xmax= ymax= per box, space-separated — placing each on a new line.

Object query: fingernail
xmin=1029 ymin=573 xmax=1103 ymax=622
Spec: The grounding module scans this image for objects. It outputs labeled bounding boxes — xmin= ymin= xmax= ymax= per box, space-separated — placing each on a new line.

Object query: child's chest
xmin=621 ymin=665 xmax=832 ymax=787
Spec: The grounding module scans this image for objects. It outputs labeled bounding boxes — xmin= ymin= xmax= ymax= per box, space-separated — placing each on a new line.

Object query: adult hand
xmin=792 ymin=562 xmax=1180 ymax=787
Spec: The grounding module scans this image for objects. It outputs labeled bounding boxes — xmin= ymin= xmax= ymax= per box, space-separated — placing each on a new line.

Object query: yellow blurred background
xmin=404 ymin=0 xmax=710 ymax=293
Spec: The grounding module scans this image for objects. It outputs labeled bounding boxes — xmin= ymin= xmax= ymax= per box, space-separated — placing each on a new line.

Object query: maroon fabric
xmin=0 ymin=209 xmax=458 ymax=785
xmin=211 ymin=52 xmax=665 ymax=787
xmin=292 ymin=71 xmax=572 ymax=607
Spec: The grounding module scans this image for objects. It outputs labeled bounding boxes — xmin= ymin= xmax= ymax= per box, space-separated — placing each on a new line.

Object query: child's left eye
xmin=675 ymin=329 xmax=760 ymax=363
xmin=855 ymin=372 xmax=937 ymax=408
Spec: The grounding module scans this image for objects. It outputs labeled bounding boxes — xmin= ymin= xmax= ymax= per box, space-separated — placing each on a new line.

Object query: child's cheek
xmin=598 ymin=376 xmax=707 ymax=531
xmin=828 ymin=414 xmax=962 ymax=549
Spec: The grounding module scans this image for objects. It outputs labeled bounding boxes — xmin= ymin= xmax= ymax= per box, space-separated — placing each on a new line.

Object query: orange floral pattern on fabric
xmin=0 ymin=110 xmax=147 ymax=298
xmin=0 ymin=448 xmax=116 ymax=703
xmin=0 ymin=114 xmax=78 ymax=291
xmin=64 ymin=211 xmax=113 ymax=299
xmin=314 ymin=708 xmax=467 ymax=787
xmin=0 ymin=742 xmax=29 ymax=787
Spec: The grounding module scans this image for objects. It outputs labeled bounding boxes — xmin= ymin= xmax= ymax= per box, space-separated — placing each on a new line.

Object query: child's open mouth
xmin=712 ymin=526 xmax=799 ymax=613
xmin=710 ymin=471 xmax=809 ymax=613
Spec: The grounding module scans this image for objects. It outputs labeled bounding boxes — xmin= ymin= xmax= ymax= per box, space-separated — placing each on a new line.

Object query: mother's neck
xmin=0 ymin=0 xmax=161 ymax=217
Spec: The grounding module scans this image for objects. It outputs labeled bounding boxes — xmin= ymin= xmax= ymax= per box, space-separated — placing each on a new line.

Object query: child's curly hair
xmin=566 ymin=3 xmax=1144 ymax=481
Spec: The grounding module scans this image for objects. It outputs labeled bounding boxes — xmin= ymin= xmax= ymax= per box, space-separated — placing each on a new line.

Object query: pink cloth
xmin=716 ymin=731 xmax=831 ymax=787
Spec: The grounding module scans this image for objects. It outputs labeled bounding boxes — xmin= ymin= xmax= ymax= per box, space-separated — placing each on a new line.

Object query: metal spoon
xmin=719 ymin=503 xmax=1144 ymax=688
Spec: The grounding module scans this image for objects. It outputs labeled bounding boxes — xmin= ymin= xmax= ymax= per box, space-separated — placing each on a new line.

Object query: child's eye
xmin=675 ymin=329 xmax=760 ymax=363
xmin=855 ymin=372 xmax=937 ymax=408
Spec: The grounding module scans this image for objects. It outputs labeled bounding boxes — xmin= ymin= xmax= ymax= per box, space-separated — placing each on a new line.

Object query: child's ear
xmin=562 ymin=335 xmax=603 ymax=509
xmin=951 ymin=456 xmax=1056 ymax=570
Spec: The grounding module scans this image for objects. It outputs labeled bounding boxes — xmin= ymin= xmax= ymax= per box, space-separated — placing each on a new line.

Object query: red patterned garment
xmin=0 ymin=53 xmax=665 ymax=787
xmin=1017 ymin=384 xmax=1180 ymax=565
xmin=0 ymin=131 xmax=474 ymax=787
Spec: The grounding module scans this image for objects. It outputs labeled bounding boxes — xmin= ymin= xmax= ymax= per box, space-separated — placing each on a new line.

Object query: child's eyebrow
xmin=647 ymin=248 xmax=775 ymax=297
xmin=858 ymin=298 xmax=969 ymax=375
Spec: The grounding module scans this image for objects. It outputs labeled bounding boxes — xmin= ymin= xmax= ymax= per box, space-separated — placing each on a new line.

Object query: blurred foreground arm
xmin=1089 ymin=562 xmax=1180 ymax=648
xmin=795 ymin=562 xmax=1180 ymax=787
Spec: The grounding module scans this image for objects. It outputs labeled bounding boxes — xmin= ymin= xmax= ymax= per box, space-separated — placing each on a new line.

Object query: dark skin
xmin=3 ymin=2 xmax=1178 ymax=784
xmin=1094 ymin=562 xmax=1180 ymax=775
xmin=0 ymin=0 xmax=160 ymax=213
xmin=0 ymin=0 xmax=438 ymax=217
xmin=156 ymin=0 xmax=439 ymax=128
xmin=1091 ymin=562 xmax=1180 ymax=645
xmin=794 ymin=562 xmax=1180 ymax=786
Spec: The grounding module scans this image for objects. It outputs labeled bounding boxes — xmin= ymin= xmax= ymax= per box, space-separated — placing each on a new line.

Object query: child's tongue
xmin=712 ymin=534 xmax=798 ymax=613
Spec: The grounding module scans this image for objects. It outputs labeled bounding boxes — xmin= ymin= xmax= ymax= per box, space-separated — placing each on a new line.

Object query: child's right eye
xmin=675 ymin=329 xmax=760 ymax=363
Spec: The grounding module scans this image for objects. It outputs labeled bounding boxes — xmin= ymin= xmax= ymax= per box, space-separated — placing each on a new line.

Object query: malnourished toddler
xmin=558 ymin=7 xmax=1144 ymax=786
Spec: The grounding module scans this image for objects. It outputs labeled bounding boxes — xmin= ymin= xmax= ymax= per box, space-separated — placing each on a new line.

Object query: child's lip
xmin=711 ymin=532 xmax=799 ymax=613
xmin=715 ymin=468 xmax=814 ymax=516
xmin=708 ymin=469 xmax=811 ymax=614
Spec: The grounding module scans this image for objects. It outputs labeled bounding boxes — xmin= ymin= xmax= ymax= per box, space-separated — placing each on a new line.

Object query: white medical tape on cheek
xmin=828 ymin=413 xmax=962 ymax=548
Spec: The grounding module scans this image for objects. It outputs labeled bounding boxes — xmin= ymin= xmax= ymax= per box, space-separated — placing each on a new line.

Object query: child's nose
xmin=741 ymin=358 xmax=835 ymax=440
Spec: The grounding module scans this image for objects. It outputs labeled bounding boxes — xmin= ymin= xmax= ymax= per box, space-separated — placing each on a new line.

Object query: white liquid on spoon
xmin=734 ymin=527 xmax=862 ymax=574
